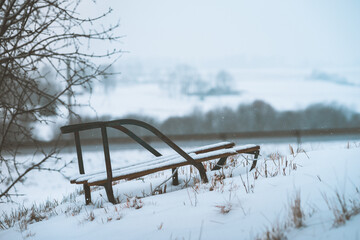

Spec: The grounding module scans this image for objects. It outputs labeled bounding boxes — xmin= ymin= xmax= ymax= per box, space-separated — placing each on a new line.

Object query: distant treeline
xmin=77 ymin=100 xmax=360 ymax=139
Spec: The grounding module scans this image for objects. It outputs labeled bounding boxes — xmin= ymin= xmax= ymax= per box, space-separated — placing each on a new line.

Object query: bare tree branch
xmin=0 ymin=0 xmax=122 ymax=201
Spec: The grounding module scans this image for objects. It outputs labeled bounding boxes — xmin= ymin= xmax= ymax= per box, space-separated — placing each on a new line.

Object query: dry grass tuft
xmin=257 ymin=190 xmax=305 ymax=240
xmin=125 ymin=197 xmax=143 ymax=209
xmin=0 ymin=190 xmax=85 ymax=230
xmin=289 ymin=191 xmax=305 ymax=228
xmin=102 ymin=205 xmax=123 ymax=223
xmin=0 ymin=199 xmax=59 ymax=230
xmin=24 ymin=231 xmax=36 ymax=238
xmin=64 ymin=205 xmax=82 ymax=217
xmin=252 ymin=149 xmax=299 ymax=182
xmin=84 ymin=211 xmax=95 ymax=222
xmin=209 ymin=173 xmax=225 ymax=192
xmin=215 ymin=202 xmax=232 ymax=214
xmin=322 ymin=189 xmax=360 ymax=227
xmin=263 ymin=227 xmax=288 ymax=240
xmin=157 ymin=222 xmax=163 ymax=230
xmin=256 ymin=223 xmax=288 ymax=240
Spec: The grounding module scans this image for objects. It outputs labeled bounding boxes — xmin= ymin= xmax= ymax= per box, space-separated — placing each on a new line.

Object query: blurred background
xmin=33 ymin=0 xmax=360 ymax=142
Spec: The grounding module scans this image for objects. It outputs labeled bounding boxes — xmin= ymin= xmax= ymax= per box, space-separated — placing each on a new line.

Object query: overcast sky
xmin=82 ymin=0 xmax=360 ymax=68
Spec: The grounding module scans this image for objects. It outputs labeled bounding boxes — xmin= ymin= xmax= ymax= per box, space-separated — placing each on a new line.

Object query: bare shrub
xmin=0 ymin=0 xmax=122 ymax=201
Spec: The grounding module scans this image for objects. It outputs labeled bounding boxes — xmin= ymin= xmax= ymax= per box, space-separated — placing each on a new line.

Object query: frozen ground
xmin=76 ymin=67 xmax=360 ymax=120
xmin=0 ymin=140 xmax=359 ymax=239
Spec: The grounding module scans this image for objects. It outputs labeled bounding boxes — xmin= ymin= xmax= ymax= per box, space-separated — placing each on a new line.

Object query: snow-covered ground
xmin=1 ymin=140 xmax=359 ymax=239
xmin=76 ymin=68 xmax=360 ymax=120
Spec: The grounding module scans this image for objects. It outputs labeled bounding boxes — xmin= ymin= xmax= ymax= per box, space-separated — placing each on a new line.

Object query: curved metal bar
xmin=110 ymin=125 xmax=162 ymax=157
xmin=61 ymin=119 xmax=209 ymax=182
xmin=61 ymin=121 xmax=106 ymax=133
xmin=105 ymin=119 xmax=208 ymax=183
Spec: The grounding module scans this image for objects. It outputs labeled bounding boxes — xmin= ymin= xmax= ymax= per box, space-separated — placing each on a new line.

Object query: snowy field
xmin=1 ymin=67 xmax=359 ymax=239
xmin=75 ymin=68 xmax=360 ymax=120
xmin=35 ymin=67 xmax=360 ymax=141
xmin=1 ymin=139 xmax=359 ymax=239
